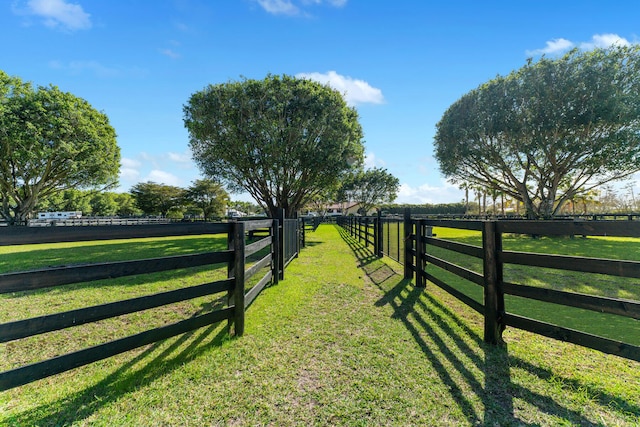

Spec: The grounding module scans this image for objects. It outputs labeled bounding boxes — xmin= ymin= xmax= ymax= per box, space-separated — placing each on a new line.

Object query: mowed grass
xmin=1 ymin=225 xmax=639 ymax=425
xmin=0 ymin=235 xmax=231 ymax=370
xmin=426 ymin=227 xmax=640 ymax=345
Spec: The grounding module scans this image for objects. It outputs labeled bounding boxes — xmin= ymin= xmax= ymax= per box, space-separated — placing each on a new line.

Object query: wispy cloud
xmin=49 ymin=60 xmax=119 ymax=77
xmin=580 ymin=33 xmax=632 ymax=50
xmin=302 ymin=0 xmax=347 ymax=6
xmin=167 ymin=151 xmax=193 ymax=166
xmin=527 ymin=33 xmax=635 ymax=56
xmin=296 ymin=71 xmax=384 ymax=106
xmin=144 ymin=170 xmax=181 ymax=187
xmin=119 ymin=158 xmax=141 ymax=182
xmin=257 ymin=0 xmax=299 ymax=15
xmin=364 ymin=152 xmax=386 ymax=169
xmin=17 ymin=0 xmax=92 ymax=31
xmin=254 ymin=0 xmax=346 ymax=16
xmin=159 ymin=48 xmax=181 ymax=59
xmin=117 ymin=151 xmax=197 ymax=192
xmin=48 ymin=60 xmax=147 ymax=78
xmin=396 ymin=181 xmax=464 ymax=205
xmin=526 ymin=38 xmax=574 ymax=56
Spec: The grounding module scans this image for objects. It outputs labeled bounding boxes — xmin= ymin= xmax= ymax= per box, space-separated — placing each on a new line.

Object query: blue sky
xmin=2 ymin=0 xmax=639 ymax=204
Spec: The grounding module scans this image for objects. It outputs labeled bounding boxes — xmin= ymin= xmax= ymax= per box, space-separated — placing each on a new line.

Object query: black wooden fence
xmin=0 ymin=218 xmax=304 ymax=391
xmin=338 ymin=211 xmax=640 ymax=362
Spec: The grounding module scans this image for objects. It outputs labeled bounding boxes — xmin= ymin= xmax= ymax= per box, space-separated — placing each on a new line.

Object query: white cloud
xmin=255 ymin=0 xmax=346 ymax=15
xmin=256 ymin=0 xmax=299 ymax=15
xmin=364 ymin=152 xmax=386 ymax=169
xmin=296 ymin=71 xmax=384 ymax=106
xmin=302 ymin=0 xmax=347 ymax=6
xmin=580 ymin=33 xmax=631 ymax=50
xmin=121 ymin=158 xmax=141 ymax=168
xmin=144 ymin=170 xmax=182 ymax=187
xmin=159 ymin=48 xmax=181 ymax=59
xmin=24 ymin=0 xmax=91 ymax=31
xmin=396 ymin=181 xmax=464 ymax=205
xmin=119 ymin=158 xmax=141 ymax=182
xmin=116 ymin=151 xmax=197 ymax=192
xmin=167 ymin=151 xmax=191 ymax=163
xmin=527 ymin=33 xmax=635 ymax=57
xmin=525 ymin=38 xmax=574 ymax=56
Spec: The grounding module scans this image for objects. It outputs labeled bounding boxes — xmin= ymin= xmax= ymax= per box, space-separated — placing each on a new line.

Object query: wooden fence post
xmin=230 ymin=221 xmax=245 ymax=337
xmin=276 ymin=208 xmax=285 ymax=280
xmin=376 ymin=209 xmax=383 ymax=258
xmin=364 ymin=217 xmax=370 ymax=247
xmin=482 ymin=221 xmax=505 ymax=345
xmin=295 ymin=213 xmax=300 ymax=258
xmin=416 ymin=219 xmax=426 ymax=288
xmin=404 ymin=208 xmax=413 ymax=280
xmin=272 ymin=218 xmax=280 ymax=285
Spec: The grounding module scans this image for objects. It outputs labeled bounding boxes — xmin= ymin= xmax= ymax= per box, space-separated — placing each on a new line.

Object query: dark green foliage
xmin=434 ymin=46 xmax=640 ymax=218
xmin=130 ymin=181 xmax=184 ymax=216
xmin=183 ymin=179 xmax=229 ymax=220
xmin=338 ymin=167 xmax=400 ymax=214
xmin=0 ymin=70 xmax=120 ymax=225
xmin=184 ymin=74 xmax=365 ymax=218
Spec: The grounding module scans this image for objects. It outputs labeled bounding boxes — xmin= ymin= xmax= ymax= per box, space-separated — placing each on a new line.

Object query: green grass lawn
xmin=1 ymin=225 xmax=639 ymax=426
xmin=424 ymin=227 xmax=640 ymax=345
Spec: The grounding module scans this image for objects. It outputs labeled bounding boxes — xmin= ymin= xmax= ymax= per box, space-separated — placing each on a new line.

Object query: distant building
xmin=325 ymin=202 xmax=363 ymax=216
xmin=226 ymin=209 xmax=246 ymax=218
xmin=38 ymin=211 xmax=83 ymax=220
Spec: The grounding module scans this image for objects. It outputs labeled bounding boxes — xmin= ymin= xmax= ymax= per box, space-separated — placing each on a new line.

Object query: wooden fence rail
xmin=338 ymin=211 xmax=640 ymax=362
xmin=0 ymin=217 xmax=304 ymax=391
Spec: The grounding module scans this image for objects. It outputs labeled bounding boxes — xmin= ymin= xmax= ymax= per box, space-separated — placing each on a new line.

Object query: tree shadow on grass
xmin=337 ymin=225 xmax=613 ymax=426
xmin=5 ymin=317 xmax=231 ymax=426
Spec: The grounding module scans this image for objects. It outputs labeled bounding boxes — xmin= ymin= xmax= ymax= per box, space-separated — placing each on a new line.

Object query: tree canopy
xmin=434 ymin=46 xmax=640 ymax=218
xmin=0 ymin=70 xmax=120 ymax=225
xmin=183 ymin=178 xmax=229 ymax=220
xmin=338 ymin=167 xmax=400 ymax=215
xmin=130 ymin=181 xmax=184 ymax=217
xmin=183 ymin=74 xmax=365 ymax=218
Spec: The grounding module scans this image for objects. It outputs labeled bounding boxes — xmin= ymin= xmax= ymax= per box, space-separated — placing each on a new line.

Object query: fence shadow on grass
xmin=336 ymin=225 xmax=607 ymax=426
xmin=7 ymin=312 xmax=230 ymax=426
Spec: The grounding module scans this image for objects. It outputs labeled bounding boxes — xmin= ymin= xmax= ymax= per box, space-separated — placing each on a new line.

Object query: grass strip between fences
xmin=1 ymin=224 xmax=638 ymax=426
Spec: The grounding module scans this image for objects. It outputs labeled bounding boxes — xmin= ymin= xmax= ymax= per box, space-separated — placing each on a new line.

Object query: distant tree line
xmin=33 ymin=179 xmax=235 ymax=221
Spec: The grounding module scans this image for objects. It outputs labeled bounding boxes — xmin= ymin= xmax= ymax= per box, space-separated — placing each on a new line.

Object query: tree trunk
xmin=465 ymin=187 xmax=469 ymax=214
xmin=482 ymin=192 xmax=487 ymax=215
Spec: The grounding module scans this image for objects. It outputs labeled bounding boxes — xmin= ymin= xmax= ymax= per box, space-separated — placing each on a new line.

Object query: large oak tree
xmin=130 ymin=181 xmax=184 ymax=217
xmin=183 ymin=178 xmax=229 ymax=220
xmin=0 ymin=71 xmax=120 ymax=225
xmin=183 ymin=74 xmax=364 ymax=218
xmin=434 ymin=46 xmax=640 ymax=218
xmin=338 ymin=167 xmax=400 ymax=215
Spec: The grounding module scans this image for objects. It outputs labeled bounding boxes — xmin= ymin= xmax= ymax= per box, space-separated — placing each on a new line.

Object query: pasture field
xmin=0 ymin=235 xmax=232 ymax=372
xmin=427 ymin=227 xmax=640 ymax=345
xmin=1 ymin=225 xmax=638 ymax=426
